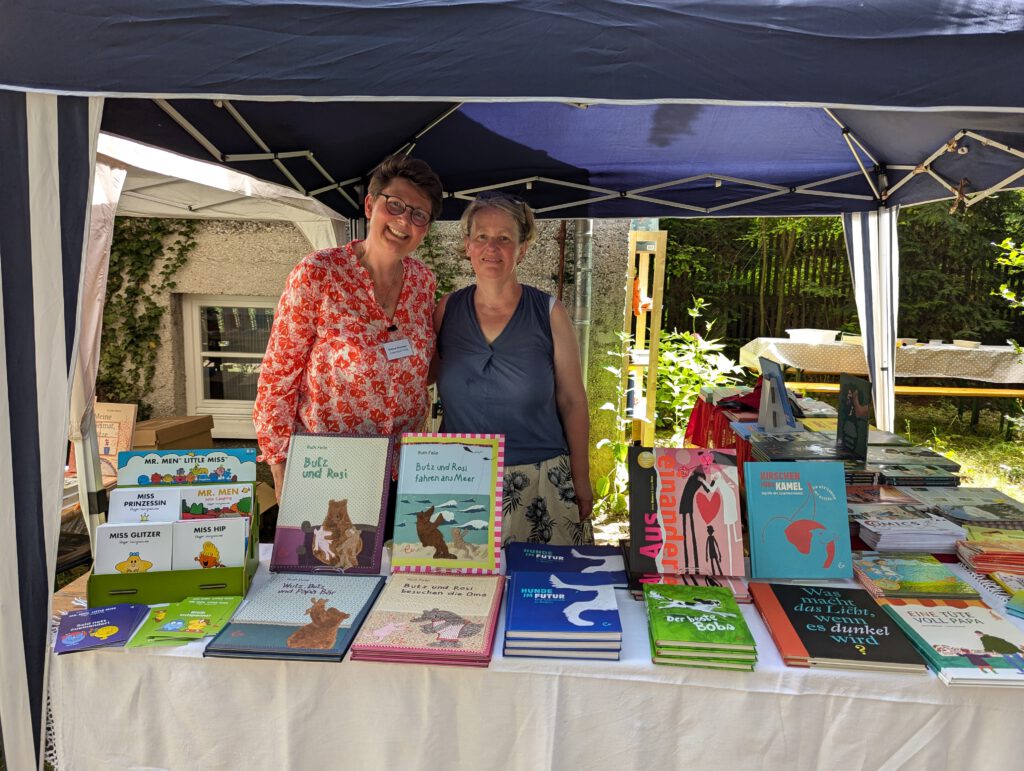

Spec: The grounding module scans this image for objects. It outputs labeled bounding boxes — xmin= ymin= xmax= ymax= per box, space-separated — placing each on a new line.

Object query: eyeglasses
xmin=377 ymin=193 xmax=431 ymax=227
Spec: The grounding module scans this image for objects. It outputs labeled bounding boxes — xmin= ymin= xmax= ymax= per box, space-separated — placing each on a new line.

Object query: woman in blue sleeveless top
xmin=433 ymin=192 xmax=592 ymax=545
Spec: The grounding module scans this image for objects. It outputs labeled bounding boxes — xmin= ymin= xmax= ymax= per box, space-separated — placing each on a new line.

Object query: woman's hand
xmin=270 ymin=462 xmax=286 ymax=502
xmin=574 ymin=475 xmax=594 ymax=521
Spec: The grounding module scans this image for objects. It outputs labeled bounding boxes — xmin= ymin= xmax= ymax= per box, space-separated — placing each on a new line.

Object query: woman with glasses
xmin=254 ymin=155 xmax=443 ymax=501
xmin=433 ymin=192 xmax=593 ymax=546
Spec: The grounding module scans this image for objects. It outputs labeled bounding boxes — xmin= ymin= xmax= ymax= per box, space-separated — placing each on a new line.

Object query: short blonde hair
xmin=461 ymin=192 xmax=537 ymax=247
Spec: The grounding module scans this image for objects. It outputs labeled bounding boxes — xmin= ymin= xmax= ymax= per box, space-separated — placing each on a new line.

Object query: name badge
xmin=383 ymin=338 xmax=414 ymax=360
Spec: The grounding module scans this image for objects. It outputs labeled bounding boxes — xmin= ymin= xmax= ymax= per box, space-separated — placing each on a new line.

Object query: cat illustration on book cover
xmin=412 ymin=608 xmax=482 ymax=647
xmin=286 ymin=597 xmax=350 ymax=649
xmin=416 ymin=506 xmax=455 ymax=559
xmin=305 ymin=499 xmax=364 ymax=569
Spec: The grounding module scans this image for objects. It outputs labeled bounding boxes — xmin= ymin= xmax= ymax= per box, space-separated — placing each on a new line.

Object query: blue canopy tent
xmin=3 ymin=2 xmax=1024 ymax=766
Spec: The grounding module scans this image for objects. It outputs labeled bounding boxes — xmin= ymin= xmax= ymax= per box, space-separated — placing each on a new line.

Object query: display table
xmin=47 ymin=551 xmax=1024 ymax=770
xmin=740 ymin=338 xmax=1024 ymax=383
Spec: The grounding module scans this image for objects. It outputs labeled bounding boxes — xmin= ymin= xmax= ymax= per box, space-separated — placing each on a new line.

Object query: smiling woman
xmin=253 ymin=156 xmax=444 ymax=521
xmin=433 ymin=192 xmax=594 ymax=546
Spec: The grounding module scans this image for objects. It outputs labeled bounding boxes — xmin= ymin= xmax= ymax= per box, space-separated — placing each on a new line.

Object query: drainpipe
xmin=573 ymin=219 xmax=594 ymax=381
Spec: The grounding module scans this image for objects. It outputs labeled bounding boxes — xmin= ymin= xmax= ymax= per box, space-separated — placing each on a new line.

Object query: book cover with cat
xmin=749 ymin=582 xmax=926 ymax=672
xmin=349 ymin=572 xmax=505 ymax=666
xmin=627 ymin=447 xmax=744 ymax=578
xmin=504 ymin=571 xmax=622 ymax=642
xmin=270 ymin=433 xmax=394 ymax=575
xmin=745 ymin=461 xmax=852 ymax=580
xmin=503 ymin=543 xmax=626 ymax=587
xmin=204 ymin=572 xmax=385 ymax=661
xmin=391 ymin=433 xmax=504 ymax=575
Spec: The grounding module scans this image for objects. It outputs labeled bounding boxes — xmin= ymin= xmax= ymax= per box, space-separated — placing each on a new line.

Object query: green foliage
xmin=996 ymin=236 xmax=1024 ymax=312
xmin=654 ymin=299 xmax=744 ymax=444
xmin=418 ymin=225 xmax=459 ymax=301
xmin=592 ymin=336 xmax=633 ymax=522
xmin=96 ymin=218 xmax=196 ymax=418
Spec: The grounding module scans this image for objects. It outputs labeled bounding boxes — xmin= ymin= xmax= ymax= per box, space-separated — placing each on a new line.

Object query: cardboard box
xmin=132 ymin=415 xmax=214 ymax=451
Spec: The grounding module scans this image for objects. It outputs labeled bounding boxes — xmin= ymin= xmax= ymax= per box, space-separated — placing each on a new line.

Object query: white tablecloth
xmin=48 ymin=555 xmax=1024 ymax=770
xmin=740 ymin=338 xmax=1024 ymax=383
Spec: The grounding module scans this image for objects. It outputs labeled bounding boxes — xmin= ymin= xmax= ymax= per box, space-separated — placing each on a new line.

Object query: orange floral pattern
xmin=253 ymin=242 xmax=436 ymax=464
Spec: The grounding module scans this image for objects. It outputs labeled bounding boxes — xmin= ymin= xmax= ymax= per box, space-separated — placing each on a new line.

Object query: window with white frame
xmin=182 ymin=295 xmax=277 ymax=439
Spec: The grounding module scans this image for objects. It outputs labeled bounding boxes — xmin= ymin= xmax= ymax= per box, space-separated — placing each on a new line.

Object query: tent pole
xmin=68 ymin=367 xmax=105 ymax=547
xmin=572 ymin=219 xmax=594 ymax=380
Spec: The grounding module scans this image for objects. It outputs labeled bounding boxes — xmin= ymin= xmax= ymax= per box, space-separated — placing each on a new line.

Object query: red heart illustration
xmin=695 ymin=489 xmax=722 ymax=524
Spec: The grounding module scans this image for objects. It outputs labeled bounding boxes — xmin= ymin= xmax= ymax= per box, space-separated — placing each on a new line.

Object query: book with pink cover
xmin=349 ymin=573 xmax=505 ymax=666
xmin=391 ymin=433 xmax=504 ymax=575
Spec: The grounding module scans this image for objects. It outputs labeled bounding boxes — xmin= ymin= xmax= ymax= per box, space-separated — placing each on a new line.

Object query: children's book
xmin=179 ymin=483 xmax=255 ymax=519
xmin=204 ymin=572 xmax=385 ymax=661
xmin=749 ymin=582 xmax=925 ymax=672
xmin=504 ymin=571 xmax=622 ymax=642
xmin=618 ymin=539 xmax=749 ymax=602
xmin=643 ymin=584 xmax=755 ymax=669
xmin=172 ymin=517 xmax=248 ymax=570
xmin=757 ymin=358 xmax=801 ymax=433
xmin=127 ymin=595 xmax=243 ymax=647
xmin=873 ymin=464 xmax=959 ymax=487
xmin=391 ymin=433 xmax=504 ymax=575
xmin=627 ymin=447 xmax=744 ymax=578
xmin=879 ymin=598 xmax=1024 ymax=686
xmin=117 ymin=448 xmax=256 ymax=487
xmin=68 ymin=401 xmax=138 ymax=481
xmin=1007 ymin=592 xmax=1024 ymax=620
xmin=504 ymin=542 xmax=626 ymax=587
xmin=852 ymin=552 xmax=979 ymax=599
xmin=865 ymin=446 xmax=960 ymax=470
xmin=106 ymin=487 xmax=183 ymax=524
xmin=901 ymin=486 xmax=1024 ymax=527
xmin=270 ymin=433 xmax=394 ymax=575
xmin=93 ymin=521 xmax=174 ymax=575
xmin=801 ymin=418 xmax=911 ymax=446
xmin=53 ymin=603 xmax=149 ymax=654
xmin=350 ymin=573 xmax=505 ymax=666
xmin=845 ymin=485 xmax=919 ymax=505
xmin=836 ymin=374 xmax=872 ymax=460
xmin=991 ymin=572 xmax=1024 ymax=596
xmin=745 ymin=461 xmax=852 ymax=580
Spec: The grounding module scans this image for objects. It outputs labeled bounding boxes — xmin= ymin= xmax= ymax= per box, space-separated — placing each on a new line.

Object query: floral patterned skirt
xmin=502 ymin=454 xmax=590 ymax=546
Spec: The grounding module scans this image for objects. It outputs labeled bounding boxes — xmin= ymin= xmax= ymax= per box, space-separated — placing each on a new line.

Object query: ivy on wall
xmin=96 ymin=217 xmax=196 ymax=419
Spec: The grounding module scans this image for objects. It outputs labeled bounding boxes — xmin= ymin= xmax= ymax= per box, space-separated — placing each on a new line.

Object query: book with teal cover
xmin=853 ymin=552 xmax=979 ymax=599
xmin=205 ymin=571 xmax=385 ymax=661
xmin=642 ymin=584 xmax=755 ymax=652
xmin=745 ymin=461 xmax=852 ymax=580
xmin=117 ymin=448 xmax=257 ymax=486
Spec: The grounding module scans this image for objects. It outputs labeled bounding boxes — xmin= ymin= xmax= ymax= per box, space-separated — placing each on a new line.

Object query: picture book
xmin=53 ymin=603 xmax=148 ymax=654
xmin=504 ymin=571 xmax=622 ymax=641
xmin=204 ymin=572 xmax=385 ymax=661
xmin=504 ymin=542 xmax=626 ymax=587
xmin=171 ymin=517 xmax=248 ymax=570
xmin=873 ymin=464 xmax=960 ymax=487
xmin=801 ymin=418 xmax=911 ymax=446
xmin=757 ymin=357 xmax=800 ymax=433
xmin=901 ymin=486 xmax=1024 ymax=526
xmin=391 ymin=433 xmax=504 ymax=574
xmin=748 ymin=582 xmax=925 ymax=672
xmin=627 ymin=447 xmax=744 ymax=578
xmin=1008 ymin=592 xmax=1024 ymax=620
xmin=852 ymin=552 xmax=979 ymax=599
xmin=745 ymin=461 xmax=852 ymax=580
xmin=117 ymin=448 xmax=257 ymax=487
xmin=270 ymin=433 xmax=394 ymax=575
xmin=127 ymin=595 xmax=243 ymax=647
xmin=180 ymin=483 xmax=255 ymax=519
xmin=350 ymin=573 xmax=505 ymax=666
xmin=879 ymin=598 xmax=1024 ymax=685
xmin=643 ymin=584 xmax=755 ymax=653
xmin=865 ymin=446 xmax=960 ymax=470
xmin=836 ymin=374 xmax=872 ymax=460
xmin=618 ymin=539 xmax=749 ymax=602
xmin=991 ymin=572 xmax=1024 ymax=596
xmin=93 ymin=521 xmax=174 ymax=575
xmin=106 ymin=487 xmax=183 ymax=524
xmin=845 ymin=485 xmax=919 ymax=505
xmin=68 ymin=401 xmax=137 ymax=481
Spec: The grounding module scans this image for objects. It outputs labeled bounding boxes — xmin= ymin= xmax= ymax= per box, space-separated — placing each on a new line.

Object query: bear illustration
xmin=311 ymin=499 xmax=364 ymax=569
xmin=286 ymin=597 xmax=350 ymax=650
xmin=416 ymin=506 xmax=455 ymax=559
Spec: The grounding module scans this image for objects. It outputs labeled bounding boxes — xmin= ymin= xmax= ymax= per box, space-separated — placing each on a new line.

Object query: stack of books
xmin=853 ymin=552 xmax=980 ymax=600
xmin=750 ymin=582 xmax=926 ymax=672
xmin=991 ymin=572 xmax=1024 ymax=597
xmin=845 ymin=485 xmax=920 ymax=505
xmin=848 ymin=503 xmax=966 ymax=552
xmin=880 ymin=598 xmax=1024 ymax=685
xmin=865 ymin=446 xmax=961 ymax=471
xmin=130 ymin=595 xmax=242 ymax=649
xmin=956 ymin=526 xmax=1024 ymax=574
xmin=504 ymin=542 xmax=626 ymax=587
xmin=643 ymin=584 xmax=756 ymax=670
xmin=901 ymin=486 xmax=1024 ymax=528
xmin=872 ymin=463 xmax=960 ymax=487
xmin=502 ymin=572 xmax=622 ymax=660
xmin=54 ymin=603 xmax=149 ymax=654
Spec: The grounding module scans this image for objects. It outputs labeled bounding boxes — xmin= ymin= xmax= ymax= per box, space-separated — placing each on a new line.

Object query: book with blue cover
xmin=504 ymin=542 xmax=626 ymax=587
xmin=504 ymin=571 xmax=622 ymax=643
xmin=204 ymin=571 xmax=386 ymax=661
xmin=745 ymin=461 xmax=852 ymax=580
xmin=54 ymin=603 xmax=149 ymax=654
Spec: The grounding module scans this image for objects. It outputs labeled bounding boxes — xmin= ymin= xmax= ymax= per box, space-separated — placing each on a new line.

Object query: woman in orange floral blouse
xmin=253 ymin=156 xmax=444 ymax=498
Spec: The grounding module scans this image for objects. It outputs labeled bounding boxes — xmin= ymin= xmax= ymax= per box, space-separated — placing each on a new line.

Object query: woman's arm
xmin=427 ymin=293 xmax=450 ymax=386
xmin=550 ymin=299 xmax=593 ymax=520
